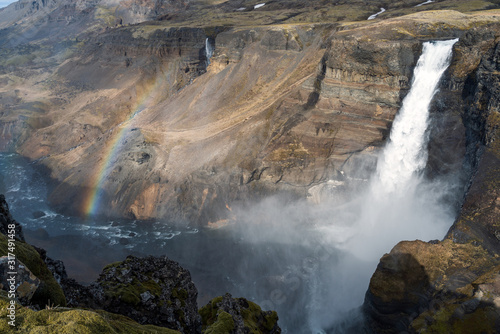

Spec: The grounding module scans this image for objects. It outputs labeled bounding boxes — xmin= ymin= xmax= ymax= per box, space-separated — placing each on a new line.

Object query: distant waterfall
xmin=367 ymin=8 xmax=385 ymax=20
xmin=205 ymin=38 xmax=214 ymax=65
xmin=376 ymin=39 xmax=458 ymax=193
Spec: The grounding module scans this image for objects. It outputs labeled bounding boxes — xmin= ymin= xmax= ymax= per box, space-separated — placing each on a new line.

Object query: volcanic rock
xmin=86 ymin=255 xmax=201 ymax=333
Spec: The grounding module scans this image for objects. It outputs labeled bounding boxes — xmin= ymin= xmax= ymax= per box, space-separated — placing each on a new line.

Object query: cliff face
xmin=11 ymin=23 xmax=421 ymax=222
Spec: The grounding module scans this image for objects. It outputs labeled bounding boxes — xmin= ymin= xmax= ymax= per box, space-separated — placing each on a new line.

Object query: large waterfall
xmin=305 ymin=39 xmax=460 ymax=332
xmin=376 ymin=39 xmax=458 ymax=193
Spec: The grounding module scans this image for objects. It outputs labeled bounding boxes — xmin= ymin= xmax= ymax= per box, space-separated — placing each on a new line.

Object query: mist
xmin=226 ymin=39 xmax=461 ymax=333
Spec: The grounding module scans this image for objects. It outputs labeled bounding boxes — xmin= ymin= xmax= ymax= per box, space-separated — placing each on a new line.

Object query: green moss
xmin=0 ymin=295 xmax=180 ymax=333
xmin=101 ymin=262 xmax=163 ymax=306
xmin=199 ymin=297 xmax=222 ymax=329
xmin=175 ymin=309 xmax=186 ymax=328
xmin=143 ymin=280 xmax=162 ymax=297
xmin=412 ymin=302 xmax=498 ymax=334
xmin=0 ymin=234 xmax=66 ymax=307
xmin=239 ymin=299 xmax=278 ymax=333
xmin=200 ymin=296 xmax=279 ymax=333
xmin=204 ymin=311 xmax=234 ymax=334
xmin=172 ymin=288 xmax=188 ymax=306
xmin=102 ymin=261 xmax=121 ymax=271
xmin=103 ymin=278 xmax=143 ymax=306
xmin=263 ymin=311 xmax=279 ymax=331
xmin=452 ymin=307 xmax=498 ymax=334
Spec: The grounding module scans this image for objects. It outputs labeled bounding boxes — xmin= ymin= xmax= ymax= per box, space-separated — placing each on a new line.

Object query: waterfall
xmin=376 ymin=39 xmax=458 ymax=193
xmin=308 ymin=40 xmax=460 ymax=330
xmin=205 ymin=38 xmax=214 ymax=65
xmin=415 ymin=0 xmax=434 ymax=7
xmin=367 ymin=8 xmax=386 ymax=20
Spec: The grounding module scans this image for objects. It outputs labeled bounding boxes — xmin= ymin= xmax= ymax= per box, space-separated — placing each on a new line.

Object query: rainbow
xmin=81 ymin=75 xmax=165 ymax=219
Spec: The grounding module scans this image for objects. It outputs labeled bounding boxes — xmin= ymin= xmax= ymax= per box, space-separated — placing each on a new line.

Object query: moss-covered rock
xmin=0 ymin=234 xmax=66 ymax=308
xmin=89 ymin=255 xmax=201 ymax=333
xmin=204 ymin=311 xmax=235 ymax=334
xmin=0 ymin=293 xmax=180 ymax=333
xmin=200 ymin=293 xmax=281 ymax=334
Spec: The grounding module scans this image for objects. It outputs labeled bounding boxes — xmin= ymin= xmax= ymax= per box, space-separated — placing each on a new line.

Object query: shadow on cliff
xmin=360 ymin=250 xmax=500 ymax=334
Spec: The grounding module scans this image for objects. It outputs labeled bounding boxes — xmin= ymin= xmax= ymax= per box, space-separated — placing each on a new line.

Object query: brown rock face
xmin=6 ymin=22 xmax=422 ymax=223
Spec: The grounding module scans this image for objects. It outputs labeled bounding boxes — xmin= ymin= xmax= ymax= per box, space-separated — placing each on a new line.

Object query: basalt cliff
xmin=0 ymin=0 xmax=499 ymax=332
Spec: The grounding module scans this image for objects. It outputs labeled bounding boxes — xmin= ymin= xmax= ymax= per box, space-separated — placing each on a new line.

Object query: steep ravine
xmin=13 ymin=11 xmax=497 ymax=227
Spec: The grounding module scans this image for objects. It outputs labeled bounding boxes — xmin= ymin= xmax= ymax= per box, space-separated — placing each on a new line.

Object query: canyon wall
xmin=1 ymin=9 xmax=500 ymax=228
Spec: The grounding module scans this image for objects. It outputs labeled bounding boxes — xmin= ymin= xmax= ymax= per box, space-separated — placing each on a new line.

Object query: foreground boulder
xmin=200 ymin=293 xmax=281 ymax=334
xmin=365 ymin=240 xmax=500 ymax=333
xmin=82 ymin=255 xmax=202 ymax=333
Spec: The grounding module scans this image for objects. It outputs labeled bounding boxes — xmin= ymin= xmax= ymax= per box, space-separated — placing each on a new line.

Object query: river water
xmin=0 ymin=152 xmax=339 ymax=332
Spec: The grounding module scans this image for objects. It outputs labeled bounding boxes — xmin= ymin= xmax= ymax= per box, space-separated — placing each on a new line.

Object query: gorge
xmin=0 ymin=0 xmax=499 ymax=333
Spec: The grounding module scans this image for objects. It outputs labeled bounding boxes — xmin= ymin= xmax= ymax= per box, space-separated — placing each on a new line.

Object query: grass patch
xmin=0 ymin=294 xmax=180 ymax=333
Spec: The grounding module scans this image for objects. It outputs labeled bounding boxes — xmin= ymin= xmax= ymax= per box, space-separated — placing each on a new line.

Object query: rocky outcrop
xmin=0 ymin=194 xmax=65 ymax=308
xmin=60 ymin=255 xmax=201 ymax=333
xmin=365 ymin=241 xmax=500 ymax=333
xmin=0 ymin=231 xmax=66 ymax=309
xmin=92 ymin=255 xmax=201 ymax=333
xmin=200 ymin=293 xmax=281 ymax=334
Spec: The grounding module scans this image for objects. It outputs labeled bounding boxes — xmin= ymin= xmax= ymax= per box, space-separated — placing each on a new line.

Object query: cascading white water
xmin=307 ymin=39 xmax=460 ymax=331
xmin=367 ymin=7 xmax=386 ymax=20
xmin=376 ymin=39 xmax=458 ymax=193
xmin=416 ymin=0 xmax=434 ymax=7
xmin=205 ymin=38 xmax=214 ymax=64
